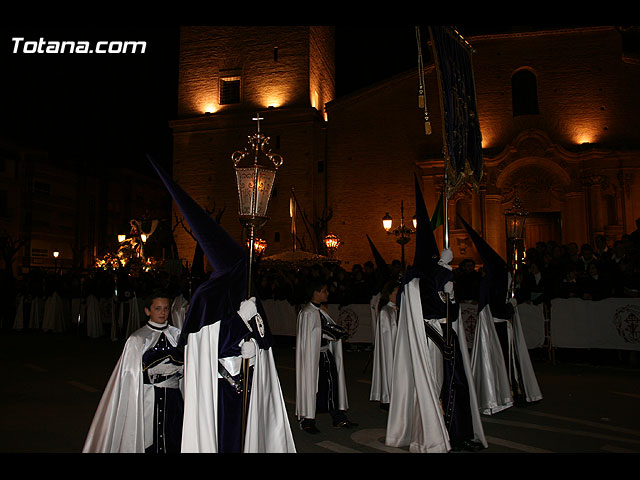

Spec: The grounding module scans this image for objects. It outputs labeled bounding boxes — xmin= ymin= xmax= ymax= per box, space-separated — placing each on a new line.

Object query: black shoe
xmin=299 ymin=419 xmax=320 ymax=434
xmin=333 ymin=419 xmax=358 ymax=429
xmin=451 ymin=440 xmax=484 ymax=452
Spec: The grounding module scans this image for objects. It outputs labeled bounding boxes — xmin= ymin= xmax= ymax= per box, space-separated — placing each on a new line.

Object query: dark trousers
xmin=424 ymin=322 xmax=474 ymax=444
xmin=309 ymin=349 xmax=347 ymax=425
xmin=145 ymin=386 xmax=184 ymax=453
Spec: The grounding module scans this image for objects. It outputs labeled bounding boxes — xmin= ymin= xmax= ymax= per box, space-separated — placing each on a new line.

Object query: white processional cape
xmin=171 ymin=294 xmax=189 ymax=329
xmin=385 ymin=278 xmax=487 ymax=453
xmin=82 ymin=324 xmax=182 ymax=452
xmin=471 ymin=288 xmax=543 ymax=414
xmin=508 ymin=307 xmax=543 ymax=403
xmin=295 ymin=303 xmax=348 ymax=420
xmin=471 ymin=303 xmax=514 ymax=415
xmin=181 ymin=322 xmax=296 ymax=453
xmin=370 ymin=301 xmax=397 ymax=403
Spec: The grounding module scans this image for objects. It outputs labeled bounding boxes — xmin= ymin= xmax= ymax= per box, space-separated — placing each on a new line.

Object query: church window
xmin=220 ymin=75 xmax=241 ymax=105
xmin=512 ymin=69 xmax=539 ymax=116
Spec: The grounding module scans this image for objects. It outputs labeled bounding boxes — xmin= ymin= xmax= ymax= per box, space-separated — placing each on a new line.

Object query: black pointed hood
xmin=366 ymin=233 xmax=393 ymax=293
xmin=147 ymin=155 xmax=271 ymax=348
xmin=403 ymin=174 xmax=453 ymax=320
xmin=410 ymin=173 xmax=440 ymax=275
xmin=148 ymin=155 xmax=246 ymax=281
xmin=366 ymin=234 xmax=390 ymax=277
xmin=458 ymin=214 xmax=509 ymax=314
xmin=457 ymin=215 xmax=508 ymax=277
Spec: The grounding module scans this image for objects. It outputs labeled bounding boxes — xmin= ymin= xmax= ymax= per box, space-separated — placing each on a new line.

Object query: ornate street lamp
xmin=232 ymin=114 xmax=283 ymax=297
xmin=505 ymin=197 xmax=527 ymax=241
xmin=382 ymin=201 xmax=415 ymax=269
xmin=53 ymin=250 xmax=59 ymax=273
xmin=232 ymin=114 xmax=283 ymax=448
xmin=504 ymin=197 xmax=528 ymax=297
xmin=324 ymin=233 xmax=341 ymax=257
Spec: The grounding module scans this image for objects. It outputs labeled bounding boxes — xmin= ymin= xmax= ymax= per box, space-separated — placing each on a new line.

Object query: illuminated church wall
xmin=325 ymin=70 xmax=444 ymax=267
xmin=327 ymin=26 xmax=640 ymax=265
xmin=470 ymin=27 xmax=640 ymax=259
xmin=172 ymin=26 xmax=334 ymax=266
xmin=173 ymin=26 xmax=640 ymax=268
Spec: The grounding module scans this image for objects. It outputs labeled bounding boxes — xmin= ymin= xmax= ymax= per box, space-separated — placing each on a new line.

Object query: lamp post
xmin=504 ymin=197 xmax=528 ymax=297
xmin=232 ymin=114 xmax=283 ymax=449
xmin=382 ymin=201 xmax=416 ymax=269
xmin=53 ymin=250 xmax=59 ymax=273
xmin=232 ymin=114 xmax=283 ymax=298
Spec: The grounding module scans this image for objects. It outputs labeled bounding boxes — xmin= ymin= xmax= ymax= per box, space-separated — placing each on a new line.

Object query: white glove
xmin=237 ymin=297 xmax=257 ymax=331
xmin=148 ymin=357 xmax=183 ymax=377
xmin=240 ymin=340 xmax=256 ymax=359
xmin=438 ymin=248 xmax=454 ymax=270
xmin=444 ymin=281 xmax=454 ymax=295
xmin=508 ymin=297 xmax=518 ymax=307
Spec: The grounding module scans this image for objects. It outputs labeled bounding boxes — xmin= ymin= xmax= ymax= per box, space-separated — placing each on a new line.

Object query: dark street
xmin=2 ymin=328 xmax=639 ymax=455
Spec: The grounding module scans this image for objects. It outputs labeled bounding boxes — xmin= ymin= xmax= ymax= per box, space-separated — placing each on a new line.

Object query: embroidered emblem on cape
xmin=255 ymin=313 xmax=265 ymax=338
xmin=613 ymin=305 xmax=640 ymax=343
xmin=337 ymin=307 xmax=359 ymax=339
xmin=460 ymin=301 xmax=478 ymax=345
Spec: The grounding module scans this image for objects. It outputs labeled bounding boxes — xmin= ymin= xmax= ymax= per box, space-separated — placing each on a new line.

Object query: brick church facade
xmin=171 ymin=25 xmax=640 ymax=269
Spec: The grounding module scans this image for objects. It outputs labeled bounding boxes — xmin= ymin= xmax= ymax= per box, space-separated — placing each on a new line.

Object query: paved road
xmin=2 ymin=329 xmax=639 ymax=454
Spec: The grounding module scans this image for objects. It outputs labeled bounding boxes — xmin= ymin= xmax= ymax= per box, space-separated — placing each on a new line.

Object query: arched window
xmin=512 ymin=69 xmax=539 ymax=116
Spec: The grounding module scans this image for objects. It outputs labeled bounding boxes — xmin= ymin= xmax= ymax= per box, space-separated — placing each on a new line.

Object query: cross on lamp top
xmin=252 ymin=113 xmax=264 ymax=132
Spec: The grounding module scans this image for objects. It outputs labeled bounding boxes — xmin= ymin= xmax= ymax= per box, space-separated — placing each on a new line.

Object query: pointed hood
xmin=147 ymin=155 xmax=272 ymax=348
xmin=147 ymin=155 xmax=246 ymax=281
xmin=399 ymin=176 xmax=440 ymax=285
xmin=411 ymin=173 xmax=440 ymax=274
xmin=366 ymin=233 xmax=392 ymax=293
xmin=457 ymin=215 xmax=508 ymax=276
xmin=458 ymin=214 xmax=509 ymax=314
xmin=403 ymin=174 xmax=453 ymax=320
xmin=366 ymin=234 xmax=390 ymax=278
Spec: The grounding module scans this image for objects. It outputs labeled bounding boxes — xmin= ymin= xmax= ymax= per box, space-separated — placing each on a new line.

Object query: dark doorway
xmin=525 ymin=212 xmax=562 ymax=249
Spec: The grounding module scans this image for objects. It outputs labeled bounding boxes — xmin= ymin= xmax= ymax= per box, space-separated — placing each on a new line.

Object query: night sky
xmin=0 ymin=25 xmax=425 ymax=171
xmin=0 ymin=24 xmax=597 ymax=175
xmin=0 ymin=26 xmax=180 ymax=172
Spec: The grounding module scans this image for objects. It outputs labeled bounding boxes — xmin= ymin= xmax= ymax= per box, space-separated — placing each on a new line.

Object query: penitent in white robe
xmin=471 ymin=303 xmax=514 ymax=415
xmin=385 ymin=278 xmax=450 ymax=453
xmin=295 ymin=302 xmax=348 ymax=420
xmin=82 ymin=322 xmax=182 ymax=452
xmin=385 ymin=278 xmax=487 ymax=453
xmin=498 ymin=307 xmax=543 ymax=404
xmin=370 ymin=301 xmax=398 ymax=404
xmin=180 ymin=323 xmax=296 ymax=453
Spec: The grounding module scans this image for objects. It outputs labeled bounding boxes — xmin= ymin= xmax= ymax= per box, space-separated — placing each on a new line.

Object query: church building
xmin=171 ymin=25 xmax=640 ymax=268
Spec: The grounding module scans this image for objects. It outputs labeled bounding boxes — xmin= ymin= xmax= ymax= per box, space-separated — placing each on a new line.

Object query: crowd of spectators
xmin=255 ymin=229 xmax=640 ymax=308
xmin=454 ymin=231 xmax=640 ymax=306
xmin=253 ymin=259 xmax=404 ymax=307
xmin=5 ymin=224 xmax=640 ymax=331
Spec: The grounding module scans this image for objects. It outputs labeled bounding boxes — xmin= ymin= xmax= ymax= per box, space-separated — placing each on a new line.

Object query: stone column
xmin=564 ymin=191 xmax=588 ymax=245
xmin=484 ymin=194 xmax=506 ymax=259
